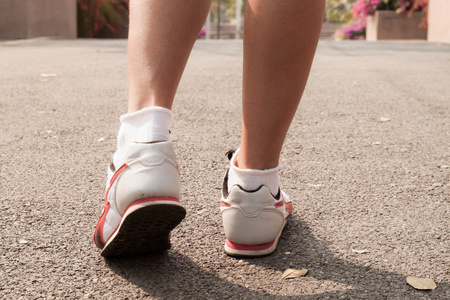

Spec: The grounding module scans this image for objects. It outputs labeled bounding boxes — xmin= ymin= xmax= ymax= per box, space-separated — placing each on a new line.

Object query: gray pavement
xmin=0 ymin=38 xmax=449 ymax=299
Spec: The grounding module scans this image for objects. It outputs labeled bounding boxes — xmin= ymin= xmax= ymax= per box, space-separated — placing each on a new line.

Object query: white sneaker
xmin=220 ymin=170 xmax=293 ymax=256
xmin=93 ymin=141 xmax=186 ymax=257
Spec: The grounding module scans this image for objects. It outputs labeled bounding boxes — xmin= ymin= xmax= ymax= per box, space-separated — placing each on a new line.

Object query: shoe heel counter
xmin=115 ymin=160 xmax=180 ymax=215
xmin=222 ymin=186 xmax=284 ymax=245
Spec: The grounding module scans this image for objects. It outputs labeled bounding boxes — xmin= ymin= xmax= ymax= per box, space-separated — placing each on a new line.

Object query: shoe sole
xmin=224 ymin=219 xmax=287 ymax=257
xmin=101 ymin=198 xmax=186 ymax=257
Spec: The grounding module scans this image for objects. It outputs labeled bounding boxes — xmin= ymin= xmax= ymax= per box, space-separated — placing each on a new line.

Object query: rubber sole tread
xmin=101 ymin=204 xmax=186 ymax=257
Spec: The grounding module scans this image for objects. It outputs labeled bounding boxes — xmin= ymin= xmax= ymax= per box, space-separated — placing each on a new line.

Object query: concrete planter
xmin=0 ymin=0 xmax=76 ymax=40
xmin=366 ymin=10 xmax=427 ymax=41
xmin=428 ymin=0 xmax=450 ymax=44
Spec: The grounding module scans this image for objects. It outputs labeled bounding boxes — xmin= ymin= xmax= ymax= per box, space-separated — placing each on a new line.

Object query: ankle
xmin=234 ymin=149 xmax=279 ymax=170
xmin=228 ymin=149 xmax=280 ymax=196
xmin=114 ymin=106 xmax=172 ymax=168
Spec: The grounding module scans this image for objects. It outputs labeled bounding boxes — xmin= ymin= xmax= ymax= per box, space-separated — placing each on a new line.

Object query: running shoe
xmin=94 ymin=141 xmax=186 ymax=257
xmin=220 ymin=169 xmax=293 ymax=257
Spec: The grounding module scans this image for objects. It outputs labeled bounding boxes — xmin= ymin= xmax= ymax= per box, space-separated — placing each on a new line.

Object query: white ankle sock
xmin=227 ymin=149 xmax=280 ymax=196
xmin=113 ymin=106 xmax=172 ymax=168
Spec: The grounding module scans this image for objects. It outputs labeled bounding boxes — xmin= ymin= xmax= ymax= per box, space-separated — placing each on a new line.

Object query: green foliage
xmin=326 ymin=0 xmax=358 ymax=23
xmin=210 ymin=0 xmax=246 ymax=23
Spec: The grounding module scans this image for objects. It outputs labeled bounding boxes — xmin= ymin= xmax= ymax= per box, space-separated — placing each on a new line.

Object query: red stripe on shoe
xmin=110 ymin=163 xmax=129 ymax=185
xmin=98 ymin=197 xmax=181 ymax=249
xmin=285 ymin=201 xmax=293 ymax=216
xmin=128 ymin=197 xmax=181 ymax=209
xmin=226 ymin=239 xmax=275 ymax=251
xmin=94 ymin=203 xmax=110 ymax=247
xmin=220 ymin=201 xmax=231 ymax=207
xmin=94 ymin=163 xmax=129 ymax=247
xmin=274 ymin=201 xmax=284 ymax=208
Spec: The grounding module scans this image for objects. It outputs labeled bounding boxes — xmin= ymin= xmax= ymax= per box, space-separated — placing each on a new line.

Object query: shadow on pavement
xmin=105 ymin=218 xmax=448 ymax=299
xmin=243 ymin=219 xmax=449 ymax=299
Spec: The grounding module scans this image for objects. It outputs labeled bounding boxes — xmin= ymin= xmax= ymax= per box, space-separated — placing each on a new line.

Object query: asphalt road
xmin=0 ymin=38 xmax=449 ymax=299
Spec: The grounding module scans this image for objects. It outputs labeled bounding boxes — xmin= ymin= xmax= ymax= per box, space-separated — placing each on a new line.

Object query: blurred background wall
xmin=0 ymin=0 xmax=448 ymax=43
xmin=0 ymin=0 xmax=76 ymax=40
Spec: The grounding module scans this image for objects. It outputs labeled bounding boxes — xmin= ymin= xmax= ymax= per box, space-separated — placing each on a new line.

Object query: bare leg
xmin=95 ymin=0 xmax=212 ymax=256
xmin=127 ymin=0 xmax=211 ymax=113
xmin=236 ymin=0 xmax=325 ymax=170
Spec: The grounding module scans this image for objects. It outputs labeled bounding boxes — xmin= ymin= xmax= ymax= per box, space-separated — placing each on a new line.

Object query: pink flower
xmin=198 ymin=26 xmax=207 ymax=39
xmin=352 ymin=0 xmax=380 ymax=19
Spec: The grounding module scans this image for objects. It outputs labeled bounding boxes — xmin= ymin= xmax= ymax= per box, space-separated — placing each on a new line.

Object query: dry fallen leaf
xmin=406 ymin=276 xmax=437 ymax=290
xmin=37 ymin=109 xmax=57 ymax=114
xmin=352 ymin=249 xmax=368 ymax=254
xmin=40 ymin=73 xmax=57 ymax=77
xmin=281 ymin=269 xmax=308 ymax=280
xmin=306 ymin=183 xmax=323 ymax=188
xmin=380 ymin=117 xmax=391 ymax=122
